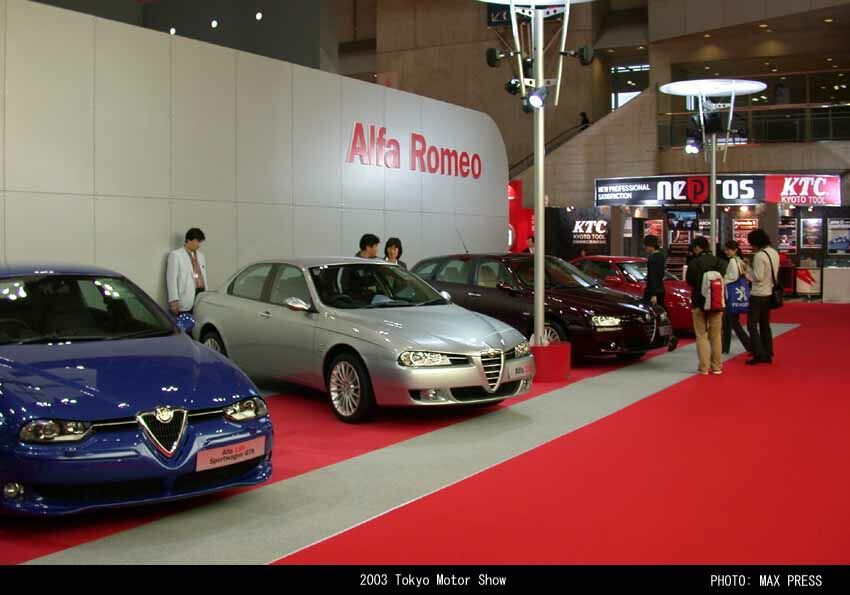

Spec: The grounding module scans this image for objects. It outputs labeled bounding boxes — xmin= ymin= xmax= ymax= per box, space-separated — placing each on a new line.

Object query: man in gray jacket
xmin=166 ymin=228 xmax=208 ymax=316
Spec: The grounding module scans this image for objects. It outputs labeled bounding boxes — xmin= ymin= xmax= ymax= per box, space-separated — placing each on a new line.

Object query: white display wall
xmin=0 ymin=0 xmax=509 ymax=304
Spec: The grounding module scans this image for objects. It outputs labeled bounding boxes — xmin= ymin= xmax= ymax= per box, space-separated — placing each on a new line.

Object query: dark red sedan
xmin=572 ymin=256 xmax=693 ymax=334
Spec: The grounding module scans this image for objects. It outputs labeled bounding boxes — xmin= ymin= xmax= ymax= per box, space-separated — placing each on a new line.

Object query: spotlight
xmin=486 ymin=48 xmax=514 ymax=68
xmin=505 ymin=78 xmax=522 ymax=95
xmin=561 ymin=46 xmax=594 ymax=66
xmin=169 ymin=27 xmax=176 ymax=35
xmin=527 ymin=86 xmax=548 ymax=109
xmin=211 ymin=19 xmax=219 ymax=29
xmin=685 ymin=137 xmax=701 ymax=155
xmin=256 ymin=12 xmax=263 ymax=21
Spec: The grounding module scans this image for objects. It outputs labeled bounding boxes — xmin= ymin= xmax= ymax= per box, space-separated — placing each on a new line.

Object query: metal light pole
xmin=659 ymin=79 xmax=766 ymax=255
xmin=710 ymin=132 xmax=717 ymax=254
xmin=532 ymin=8 xmax=546 ymax=343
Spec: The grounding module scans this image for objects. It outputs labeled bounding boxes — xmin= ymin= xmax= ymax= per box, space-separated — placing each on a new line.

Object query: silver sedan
xmin=193 ymin=258 xmax=535 ymax=422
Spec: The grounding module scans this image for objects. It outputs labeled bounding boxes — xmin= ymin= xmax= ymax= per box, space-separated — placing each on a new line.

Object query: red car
xmin=572 ymin=256 xmax=693 ymax=334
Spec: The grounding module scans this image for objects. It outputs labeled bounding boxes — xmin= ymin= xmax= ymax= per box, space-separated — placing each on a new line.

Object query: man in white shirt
xmin=167 ymin=228 xmax=208 ymax=316
xmin=745 ymin=229 xmax=780 ymax=365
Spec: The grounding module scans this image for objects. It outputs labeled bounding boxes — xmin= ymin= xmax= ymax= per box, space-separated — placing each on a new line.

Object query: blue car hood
xmin=0 ymin=335 xmax=257 ymax=423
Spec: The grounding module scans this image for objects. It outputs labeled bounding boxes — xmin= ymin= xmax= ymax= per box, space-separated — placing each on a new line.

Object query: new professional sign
xmin=595 ymin=174 xmax=842 ymax=207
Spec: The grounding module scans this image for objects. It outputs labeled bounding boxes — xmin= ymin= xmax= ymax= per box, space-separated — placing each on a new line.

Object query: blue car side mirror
xmin=175 ymin=313 xmax=195 ymax=334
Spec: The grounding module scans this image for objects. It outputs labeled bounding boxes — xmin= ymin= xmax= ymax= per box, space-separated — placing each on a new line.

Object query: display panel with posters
xmin=667 ymin=231 xmax=693 ymax=278
xmin=733 ymin=219 xmax=759 ymax=254
xmin=801 ymin=218 xmax=824 ymax=250
xmin=666 ymin=209 xmax=698 ymax=231
xmin=778 ymin=217 xmax=798 ymax=253
xmin=644 ymin=220 xmax=664 ymax=245
xmin=827 ymin=219 xmax=850 ymax=255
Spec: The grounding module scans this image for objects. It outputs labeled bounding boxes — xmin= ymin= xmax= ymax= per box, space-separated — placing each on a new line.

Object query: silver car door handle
xmin=258 ymin=311 xmax=272 ymax=319
xmin=467 ymin=292 xmax=482 ymax=298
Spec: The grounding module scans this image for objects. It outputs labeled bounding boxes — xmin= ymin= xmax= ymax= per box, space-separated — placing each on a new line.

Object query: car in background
xmin=411 ymin=254 xmax=672 ymax=359
xmin=0 ymin=264 xmax=273 ymax=516
xmin=193 ymin=258 xmax=534 ymax=423
xmin=571 ymin=255 xmax=692 ymax=334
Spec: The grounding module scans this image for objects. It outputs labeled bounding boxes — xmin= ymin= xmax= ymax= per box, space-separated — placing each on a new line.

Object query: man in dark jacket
xmin=685 ymin=236 xmax=723 ymax=375
xmin=644 ymin=235 xmax=677 ymax=351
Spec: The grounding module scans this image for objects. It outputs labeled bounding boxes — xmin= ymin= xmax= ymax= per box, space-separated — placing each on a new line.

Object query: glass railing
xmin=658 ymin=104 xmax=850 ymax=148
xmin=657 ymin=69 xmax=850 ymax=148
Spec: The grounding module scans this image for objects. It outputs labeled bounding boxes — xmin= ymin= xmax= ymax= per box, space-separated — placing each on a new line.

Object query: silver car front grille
xmin=480 ymin=351 xmax=504 ymax=391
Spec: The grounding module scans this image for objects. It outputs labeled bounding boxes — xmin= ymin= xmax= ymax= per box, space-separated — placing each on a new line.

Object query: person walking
xmin=685 ymin=236 xmax=723 ymax=375
xmin=166 ymin=228 xmax=208 ymax=316
xmin=745 ymin=229 xmax=780 ymax=365
xmin=356 ymin=234 xmax=380 ymax=259
xmin=384 ymin=237 xmax=407 ymax=269
xmin=721 ymin=240 xmax=752 ymax=354
xmin=643 ymin=234 xmax=678 ymax=351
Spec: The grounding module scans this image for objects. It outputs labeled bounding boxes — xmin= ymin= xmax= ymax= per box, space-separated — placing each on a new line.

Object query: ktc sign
xmin=595 ymin=174 xmax=841 ymax=207
xmin=346 ymin=122 xmax=483 ymax=180
xmin=572 ymin=220 xmax=608 ymax=245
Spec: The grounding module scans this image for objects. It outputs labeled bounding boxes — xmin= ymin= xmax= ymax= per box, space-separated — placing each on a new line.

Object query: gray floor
xmin=28 ymin=325 xmax=796 ymax=565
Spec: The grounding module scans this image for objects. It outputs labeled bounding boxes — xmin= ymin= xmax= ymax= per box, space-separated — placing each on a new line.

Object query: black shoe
xmin=667 ymin=336 xmax=679 ymax=352
xmin=746 ymin=357 xmax=768 ymax=365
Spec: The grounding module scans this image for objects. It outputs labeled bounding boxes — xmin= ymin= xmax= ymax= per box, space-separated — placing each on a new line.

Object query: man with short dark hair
xmin=356 ymin=234 xmax=380 ymax=259
xmin=746 ymin=228 xmax=780 ymax=365
xmin=523 ymin=235 xmax=534 ymax=254
xmin=685 ymin=236 xmax=723 ymax=375
xmin=644 ymin=235 xmax=678 ymax=351
xmin=167 ymin=228 xmax=207 ymax=316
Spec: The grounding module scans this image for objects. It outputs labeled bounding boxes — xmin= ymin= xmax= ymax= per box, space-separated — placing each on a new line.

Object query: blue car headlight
xmin=20 ymin=419 xmax=92 ymax=444
xmin=398 ymin=351 xmax=452 ymax=367
xmin=224 ymin=397 xmax=269 ymax=422
xmin=514 ymin=340 xmax=530 ymax=358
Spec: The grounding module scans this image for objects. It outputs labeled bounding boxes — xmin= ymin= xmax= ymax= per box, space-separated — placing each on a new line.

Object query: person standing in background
xmin=384 ymin=237 xmax=407 ymax=269
xmin=356 ymin=234 xmax=380 ymax=259
xmin=579 ymin=112 xmax=590 ymax=130
xmin=746 ymin=229 xmax=780 ymax=365
xmin=643 ymin=235 xmax=678 ymax=351
xmin=523 ymin=236 xmax=535 ymax=254
xmin=167 ymin=228 xmax=207 ymax=316
xmin=721 ymin=240 xmax=752 ymax=355
xmin=686 ymin=236 xmax=723 ymax=375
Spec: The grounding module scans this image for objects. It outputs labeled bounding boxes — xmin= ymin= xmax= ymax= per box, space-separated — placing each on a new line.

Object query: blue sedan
xmin=0 ymin=264 xmax=273 ymax=515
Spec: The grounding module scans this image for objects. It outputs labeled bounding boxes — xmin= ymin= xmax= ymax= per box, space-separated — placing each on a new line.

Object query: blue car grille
xmin=31 ymin=458 xmax=265 ymax=505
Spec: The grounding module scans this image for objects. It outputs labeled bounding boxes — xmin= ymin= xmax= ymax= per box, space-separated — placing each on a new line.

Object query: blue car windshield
xmin=0 ymin=275 xmax=175 ymax=345
xmin=309 ymin=264 xmax=445 ymax=309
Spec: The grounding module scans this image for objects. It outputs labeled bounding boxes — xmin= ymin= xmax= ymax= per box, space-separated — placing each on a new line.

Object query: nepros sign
xmin=596 ymin=174 xmax=841 ymax=207
xmin=346 ymin=122 xmax=483 ymax=179
xmin=572 ymin=219 xmax=608 ymax=245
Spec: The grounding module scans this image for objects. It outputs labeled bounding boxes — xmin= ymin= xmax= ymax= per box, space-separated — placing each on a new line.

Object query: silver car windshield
xmin=309 ymin=264 xmax=447 ymax=309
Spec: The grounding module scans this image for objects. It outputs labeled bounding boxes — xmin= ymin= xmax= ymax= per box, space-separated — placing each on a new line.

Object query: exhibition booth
xmin=592 ymin=173 xmax=849 ymax=302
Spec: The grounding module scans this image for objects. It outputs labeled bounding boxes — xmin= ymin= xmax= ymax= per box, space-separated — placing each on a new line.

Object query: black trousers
xmin=748 ymin=295 xmax=773 ymax=360
xmin=722 ymin=310 xmax=751 ymax=353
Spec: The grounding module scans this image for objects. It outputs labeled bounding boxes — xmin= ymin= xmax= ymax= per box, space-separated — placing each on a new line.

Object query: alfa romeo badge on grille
xmin=138 ymin=406 xmax=188 ymax=457
xmin=155 ymin=406 xmax=174 ymax=423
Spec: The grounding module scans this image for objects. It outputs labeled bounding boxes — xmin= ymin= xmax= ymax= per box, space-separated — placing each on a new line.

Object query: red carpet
xmin=0 ymin=347 xmax=626 ymax=564
xmin=277 ymin=303 xmax=850 ymax=564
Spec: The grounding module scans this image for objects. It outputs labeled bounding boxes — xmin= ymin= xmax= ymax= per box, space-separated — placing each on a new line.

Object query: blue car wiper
xmin=14 ymin=334 xmax=109 ymax=345
xmin=106 ymin=329 xmax=175 ymax=340
xmin=363 ymin=301 xmax=415 ymax=309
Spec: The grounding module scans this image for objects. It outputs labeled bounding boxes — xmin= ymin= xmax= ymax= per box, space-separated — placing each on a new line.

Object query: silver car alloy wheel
xmin=542 ymin=324 xmax=562 ymax=345
xmin=204 ymin=337 xmax=222 ymax=352
xmin=329 ymin=361 xmax=361 ymax=417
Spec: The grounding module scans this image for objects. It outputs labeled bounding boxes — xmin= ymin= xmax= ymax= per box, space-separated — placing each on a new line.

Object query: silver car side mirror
xmin=284 ymin=297 xmax=312 ymax=312
xmin=440 ymin=291 xmax=452 ymax=304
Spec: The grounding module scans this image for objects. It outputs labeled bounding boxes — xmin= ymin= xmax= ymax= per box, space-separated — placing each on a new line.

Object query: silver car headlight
xmin=513 ymin=340 xmax=530 ymax=358
xmin=20 ymin=419 xmax=92 ymax=444
xmin=399 ymin=351 xmax=452 ymax=367
xmin=224 ymin=397 xmax=269 ymax=422
xmin=591 ymin=315 xmax=622 ymax=328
